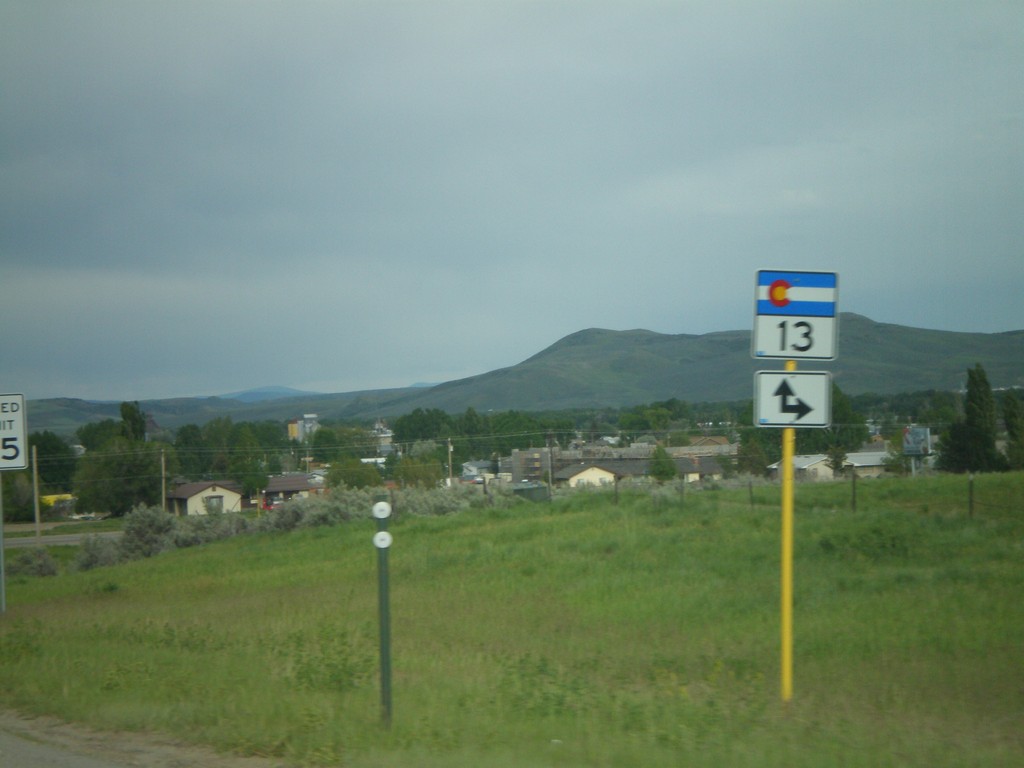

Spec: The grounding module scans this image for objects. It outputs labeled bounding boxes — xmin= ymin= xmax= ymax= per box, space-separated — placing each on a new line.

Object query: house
xmin=679 ymin=455 xmax=724 ymax=482
xmin=555 ymin=463 xmax=626 ymax=488
xmin=554 ymin=456 xmax=724 ymax=487
xmin=167 ymin=481 xmax=242 ymax=516
xmin=689 ymin=435 xmax=731 ymax=448
xmin=767 ymin=454 xmax=835 ymax=481
xmin=843 ymin=451 xmax=890 ymax=479
xmin=767 ymin=451 xmax=890 ymax=482
xmin=461 ymin=460 xmax=495 ymax=483
xmin=263 ymin=474 xmax=315 ymax=507
xmin=671 ymin=435 xmax=737 ymax=457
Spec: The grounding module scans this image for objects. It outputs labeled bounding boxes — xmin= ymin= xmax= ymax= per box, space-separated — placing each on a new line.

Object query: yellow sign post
xmin=780 ymin=360 xmax=796 ymax=702
xmin=752 ymin=270 xmax=838 ymax=702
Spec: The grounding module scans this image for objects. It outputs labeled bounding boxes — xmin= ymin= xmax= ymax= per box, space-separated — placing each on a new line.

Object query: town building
xmin=167 ymin=481 xmax=242 ymax=516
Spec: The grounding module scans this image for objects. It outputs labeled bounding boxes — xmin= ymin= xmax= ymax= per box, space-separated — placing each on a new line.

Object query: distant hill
xmin=27 ymin=388 xmax=423 ymax=438
xmin=379 ymin=313 xmax=1024 ymax=414
xmin=217 ymin=386 xmax=322 ymax=403
xmin=27 ymin=314 xmax=1024 ymax=436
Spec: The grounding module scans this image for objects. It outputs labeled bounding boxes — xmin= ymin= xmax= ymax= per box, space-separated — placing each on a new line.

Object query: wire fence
xmin=728 ymin=470 xmax=1023 ymax=519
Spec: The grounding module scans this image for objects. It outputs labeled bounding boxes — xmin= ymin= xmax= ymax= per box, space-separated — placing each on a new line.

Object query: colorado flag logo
xmin=756 ymin=270 xmax=837 ymax=317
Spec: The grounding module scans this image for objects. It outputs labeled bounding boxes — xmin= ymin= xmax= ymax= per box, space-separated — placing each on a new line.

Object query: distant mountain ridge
xmin=27 ymin=314 xmax=1024 ymax=435
xmin=217 ymin=386 xmax=322 ymax=403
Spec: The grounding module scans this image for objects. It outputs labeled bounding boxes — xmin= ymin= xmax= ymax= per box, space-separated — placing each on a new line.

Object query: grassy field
xmin=1 ymin=473 xmax=1022 ymax=767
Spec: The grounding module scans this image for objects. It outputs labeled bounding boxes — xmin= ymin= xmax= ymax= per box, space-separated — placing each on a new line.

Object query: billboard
xmin=902 ymin=426 xmax=932 ymax=457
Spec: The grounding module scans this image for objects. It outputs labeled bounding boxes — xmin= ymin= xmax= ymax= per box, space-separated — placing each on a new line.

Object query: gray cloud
xmin=2 ymin=1 xmax=1021 ymax=401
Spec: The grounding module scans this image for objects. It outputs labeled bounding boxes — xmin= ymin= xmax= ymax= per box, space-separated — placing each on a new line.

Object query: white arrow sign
xmin=755 ymin=371 xmax=832 ymax=428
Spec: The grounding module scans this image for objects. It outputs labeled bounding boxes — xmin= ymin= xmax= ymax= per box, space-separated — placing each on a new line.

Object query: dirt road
xmin=0 ymin=711 xmax=286 ymax=768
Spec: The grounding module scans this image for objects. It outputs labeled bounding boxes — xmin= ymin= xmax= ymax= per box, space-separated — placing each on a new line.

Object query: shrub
xmin=118 ymin=505 xmax=177 ymax=561
xmin=74 ymin=534 xmax=122 ymax=571
xmin=297 ymin=492 xmax=365 ymax=528
xmin=251 ymin=502 xmax=305 ymax=533
xmin=250 ymin=487 xmax=503 ymax=531
xmin=8 ymin=548 xmax=59 ymax=577
xmin=482 ymin=483 xmax=523 ymax=510
xmin=174 ymin=513 xmax=250 ymax=548
xmin=392 ymin=486 xmax=474 ymax=517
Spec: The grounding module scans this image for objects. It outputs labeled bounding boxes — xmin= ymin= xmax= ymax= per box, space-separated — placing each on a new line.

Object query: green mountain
xmin=27 ymin=314 xmax=1024 ymax=436
xmin=386 ymin=313 xmax=1024 ymax=413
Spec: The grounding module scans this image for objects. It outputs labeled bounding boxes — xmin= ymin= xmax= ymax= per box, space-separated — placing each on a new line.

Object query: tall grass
xmin=2 ymin=473 xmax=1022 ymax=767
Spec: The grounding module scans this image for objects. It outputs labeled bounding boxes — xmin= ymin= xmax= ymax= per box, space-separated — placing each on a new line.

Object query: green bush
xmin=391 ymin=484 xmax=497 ymax=516
xmin=74 ymin=534 xmax=121 ymax=571
xmin=7 ymin=548 xmax=59 ymax=578
xmin=251 ymin=502 xmax=305 ymax=533
xmin=174 ymin=513 xmax=250 ymax=548
xmin=118 ymin=505 xmax=177 ymax=560
xmin=298 ymin=489 xmax=375 ymax=527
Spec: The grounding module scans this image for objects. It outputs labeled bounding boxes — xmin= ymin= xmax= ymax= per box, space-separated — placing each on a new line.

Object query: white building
xmin=768 ymin=451 xmax=891 ymax=481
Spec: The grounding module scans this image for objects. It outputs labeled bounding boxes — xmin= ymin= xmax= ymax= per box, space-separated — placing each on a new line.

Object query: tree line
xmin=4 ymin=365 xmax=1022 ymax=521
xmin=1 ymin=404 xmax=577 ymax=520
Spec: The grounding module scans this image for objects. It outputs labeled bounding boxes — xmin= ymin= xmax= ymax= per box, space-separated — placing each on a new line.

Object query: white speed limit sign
xmin=0 ymin=394 xmax=27 ymax=471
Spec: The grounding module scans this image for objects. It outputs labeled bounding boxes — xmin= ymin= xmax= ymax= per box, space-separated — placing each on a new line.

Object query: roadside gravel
xmin=0 ymin=711 xmax=287 ymax=768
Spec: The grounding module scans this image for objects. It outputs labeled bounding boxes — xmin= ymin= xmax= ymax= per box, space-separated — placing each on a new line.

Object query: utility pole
xmin=546 ymin=433 xmax=554 ymax=500
xmin=447 ymin=438 xmax=453 ymax=487
xmin=32 ymin=445 xmax=41 ymax=544
xmin=161 ymin=449 xmax=167 ymax=514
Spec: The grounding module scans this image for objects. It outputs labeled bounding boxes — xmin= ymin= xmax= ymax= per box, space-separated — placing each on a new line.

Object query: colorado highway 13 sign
xmin=752 ymin=270 xmax=838 ymax=360
xmin=755 ymin=371 xmax=832 ymax=428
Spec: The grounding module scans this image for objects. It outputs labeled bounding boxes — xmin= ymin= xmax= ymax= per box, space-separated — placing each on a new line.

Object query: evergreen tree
xmin=938 ymin=364 xmax=1005 ymax=473
xmin=120 ymin=401 xmax=148 ymax=441
xmin=1002 ymin=390 xmax=1024 ymax=470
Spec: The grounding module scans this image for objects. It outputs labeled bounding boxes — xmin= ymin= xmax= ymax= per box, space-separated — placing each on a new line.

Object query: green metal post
xmin=968 ymin=474 xmax=974 ymax=519
xmin=377 ymin=536 xmax=392 ymax=727
xmin=372 ymin=501 xmax=393 ymax=728
xmin=1 ymin=479 xmax=6 ymax=614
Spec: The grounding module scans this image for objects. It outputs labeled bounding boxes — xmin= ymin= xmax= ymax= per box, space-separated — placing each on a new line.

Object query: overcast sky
xmin=3 ymin=1 xmax=1022 ymax=402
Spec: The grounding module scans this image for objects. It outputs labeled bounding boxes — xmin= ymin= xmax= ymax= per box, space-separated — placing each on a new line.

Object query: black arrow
xmin=774 ymin=380 xmax=812 ymax=421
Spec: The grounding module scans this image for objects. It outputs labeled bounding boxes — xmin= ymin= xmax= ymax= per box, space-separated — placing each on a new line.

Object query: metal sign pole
xmin=377 ymin=538 xmax=392 ymax=727
xmin=372 ymin=501 xmax=394 ymax=728
xmin=0 ymin=393 xmax=29 ymax=616
xmin=1 ymin=479 xmax=6 ymax=614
